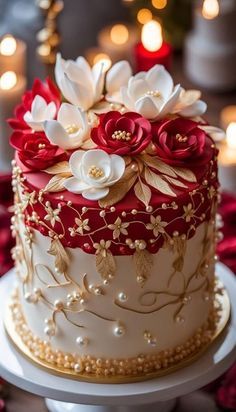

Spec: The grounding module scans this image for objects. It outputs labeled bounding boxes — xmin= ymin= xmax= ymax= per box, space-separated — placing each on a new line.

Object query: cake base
xmin=1 ymin=265 xmax=236 ymax=412
xmin=4 ymin=278 xmax=231 ymax=383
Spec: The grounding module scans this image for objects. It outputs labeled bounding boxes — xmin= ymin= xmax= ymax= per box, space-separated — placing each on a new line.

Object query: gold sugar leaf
xmin=173 ymin=167 xmax=196 ymax=183
xmin=48 ymin=238 xmax=70 ymax=274
xmin=44 ymin=174 xmax=70 ymax=192
xmin=96 ymin=251 xmax=116 ymax=281
xmin=165 ymin=176 xmax=188 ymax=189
xmin=98 ymin=167 xmax=137 ymax=208
xmin=133 ymin=249 xmax=153 ymax=287
xmin=44 ymin=161 xmax=71 ymax=175
xmin=134 ymin=179 xmax=151 ymax=207
xmin=141 ymin=154 xmax=177 ymax=178
xmin=144 ymin=167 xmax=176 ymax=197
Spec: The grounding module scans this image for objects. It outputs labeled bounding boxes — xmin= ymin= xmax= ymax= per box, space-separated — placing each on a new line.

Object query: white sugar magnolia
xmin=172 ymin=88 xmax=207 ymax=117
xmin=55 ymin=54 xmax=105 ymax=111
xmin=44 ymin=103 xmax=92 ymax=150
xmin=120 ymin=65 xmax=181 ymax=120
xmin=23 ymin=95 xmax=56 ymax=131
xmin=64 ymin=149 xmax=125 ymax=201
xmin=106 ymin=60 xmax=132 ymax=104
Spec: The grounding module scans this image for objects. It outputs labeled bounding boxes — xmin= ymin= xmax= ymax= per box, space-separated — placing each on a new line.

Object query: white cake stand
xmin=0 ymin=264 xmax=236 ymax=412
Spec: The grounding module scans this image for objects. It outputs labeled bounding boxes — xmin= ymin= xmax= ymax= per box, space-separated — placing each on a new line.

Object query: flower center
xmin=38 ymin=143 xmax=46 ymax=149
xmin=146 ymin=90 xmax=161 ymax=98
xmin=65 ymin=124 xmax=79 ymax=135
xmin=112 ymin=130 xmax=132 ymax=141
xmin=88 ymin=165 xmax=104 ymax=179
xmin=176 ymin=133 xmax=188 ymax=143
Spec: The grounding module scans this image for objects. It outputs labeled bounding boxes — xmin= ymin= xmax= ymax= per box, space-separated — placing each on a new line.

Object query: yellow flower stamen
xmin=65 ymin=124 xmax=79 ymax=134
xmin=176 ymin=133 xmax=188 ymax=143
xmin=112 ymin=130 xmax=132 ymax=141
xmin=88 ymin=165 xmax=104 ymax=179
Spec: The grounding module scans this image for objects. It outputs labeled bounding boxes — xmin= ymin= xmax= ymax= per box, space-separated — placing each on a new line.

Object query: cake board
xmin=0 ymin=263 xmax=235 ymax=412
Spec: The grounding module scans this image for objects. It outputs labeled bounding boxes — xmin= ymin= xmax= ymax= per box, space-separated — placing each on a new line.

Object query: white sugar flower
xmin=106 ymin=60 xmax=132 ymax=103
xmin=44 ymin=103 xmax=93 ymax=150
xmin=23 ymin=95 xmax=56 ymax=131
xmin=55 ymin=54 xmax=105 ymax=111
xmin=64 ymin=149 xmax=125 ymax=201
xmin=172 ymin=88 xmax=207 ymax=118
xmin=120 ymin=64 xmax=181 ymax=120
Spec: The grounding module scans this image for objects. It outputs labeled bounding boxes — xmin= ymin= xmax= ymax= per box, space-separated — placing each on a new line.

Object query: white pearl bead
xmin=94 ymin=287 xmax=102 ymax=295
xmin=148 ymin=337 xmax=157 ymax=346
xmin=74 ymin=362 xmax=83 ymax=373
xmin=76 ymin=336 xmax=89 ymax=347
xmin=113 ymin=325 xmax=125 ymax=337
xmin=44 ymin=326 xmax=55 ymax=337
xmin=54 ymin=300 xmax=63 ymax=310
xmin=24 ymin=293 xmax=36 ymax=303
xmin=118 ymin=292 xmax=128 ymax=302
xmin=176 ymin=315 xmax=185 ymax=324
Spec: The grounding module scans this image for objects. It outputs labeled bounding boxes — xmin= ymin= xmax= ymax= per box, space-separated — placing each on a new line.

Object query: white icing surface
xmin=16 ymin=222 xmax=215 ymax=359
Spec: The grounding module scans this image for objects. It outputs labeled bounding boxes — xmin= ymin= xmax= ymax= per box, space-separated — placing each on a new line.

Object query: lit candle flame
xmin=0 ymin=34 xmax=17 ymax=56
xmin=226 ymin=122 xmax=236 ymax=150
xmin=141 ymin=20 xmax=163 ymax=52
xmin=202 ymin=0 xmax=219 ymax=19
xmin=110 ymin=24 xmax=129 ymax=45
xmin=0 ymin=71 xmax=17 ymax=90
xmin=93 ymin=53 xmax=112 ymax=72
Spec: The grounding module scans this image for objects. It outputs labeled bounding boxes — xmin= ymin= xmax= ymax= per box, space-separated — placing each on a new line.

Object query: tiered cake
xmin=7 ymin=57 xmax=225 ymax=381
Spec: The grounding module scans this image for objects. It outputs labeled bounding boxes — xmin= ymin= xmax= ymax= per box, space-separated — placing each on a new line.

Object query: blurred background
xmin=0 ymin=1 xmax=235 ymax=411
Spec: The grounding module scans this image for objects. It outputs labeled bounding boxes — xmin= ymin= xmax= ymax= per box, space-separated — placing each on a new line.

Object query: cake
xmin=7 ymin=56 xmax=226 ymax=382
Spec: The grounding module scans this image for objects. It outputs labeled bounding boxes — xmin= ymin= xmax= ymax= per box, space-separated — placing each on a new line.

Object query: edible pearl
xmin=74 ymin=362 xmax=83 ymax=373
xmin=148 ymin=338 xmax=157 ymax=347
xmin=94 ymin=287 xmax=102 ymax=295
xmin=113 ymin=325 xmax=125 ymax=337
xmin=175 ymin=315 xmax=185 ymax=324
xmin=76 ymin=336 xmax=89 ymax=347
xmin=131 ymin=162 xmax=138 ymax=172
xmin=118 ymin=292 xmax=128 ymax=302
xmin=44 ymin=326 xmax=55 ymax=337
xmin=146 ymin=206 xmax=153 ymax=212
xmin=24 ymin=293 xmax=36 ymax=303
xmin=54 ymin=300 xmax=63 ymax=310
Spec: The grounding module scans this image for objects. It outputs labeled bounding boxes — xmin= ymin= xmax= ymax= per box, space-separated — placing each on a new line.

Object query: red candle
xmin=134 ymin=20 xmax=172 ymax=72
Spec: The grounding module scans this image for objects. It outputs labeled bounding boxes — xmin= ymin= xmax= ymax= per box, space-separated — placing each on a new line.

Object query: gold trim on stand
xmin=4 ymin=280 xmax=230 ymax=384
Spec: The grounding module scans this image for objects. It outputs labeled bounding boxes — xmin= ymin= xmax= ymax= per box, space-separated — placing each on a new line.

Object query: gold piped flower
xmin=146 ymin=215 xmax=167 ymax=237
xmin=94 ymin=240 xmax=111 ymax=257
xmin=108 ymin=217 xmax=129 ymax=239
xmin=183 ymin=203 xmax=195 ymax=222
xmin=74 ymin=218 xmax=90 ymax=235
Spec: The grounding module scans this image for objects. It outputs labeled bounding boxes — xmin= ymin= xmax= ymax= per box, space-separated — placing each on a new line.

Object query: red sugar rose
xmin=8 ymin=77 xmax=61 ymax=131
xmin=91 ymin=111 xmax=152 ymax=156
xmin=10 ymin=131 xmax=66 ymax=170
xmin=152 ymin=118 xmax=212 ymax=167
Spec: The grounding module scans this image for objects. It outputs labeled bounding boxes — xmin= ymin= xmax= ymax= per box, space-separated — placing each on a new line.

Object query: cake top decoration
xmin=9 ymin=54 xmax=225 ymax=206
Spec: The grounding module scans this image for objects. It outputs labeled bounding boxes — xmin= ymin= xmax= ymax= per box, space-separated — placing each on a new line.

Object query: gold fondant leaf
xmin=141 ymin=154 xmax=177 ymax=178
xmin=98 ymin=166 xmax=137 ymax=208
xmin=47 ymin=238 xmax=70 ymax=274
xmin=173 ymin=167 xmax=196 ymax=183
xmin=144 ymin=167 xmax=176 ymax=197
xmin=44 ymin=161 xmax=71 ymax=175
xmin=133 ymin=249 xmax=153 ymax=286
xmin=44 ymin=174 xmax=70 ymax=193
xmin=95 ymin=251 xmax=116 ymax=281
xmin=134 ymin=179 xmax=151 ymax=206
xmin=165 ymin=176 xmax=188 ymax=189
